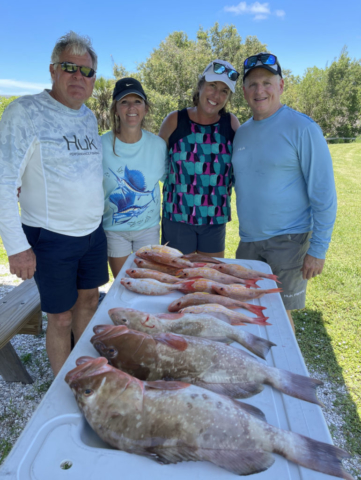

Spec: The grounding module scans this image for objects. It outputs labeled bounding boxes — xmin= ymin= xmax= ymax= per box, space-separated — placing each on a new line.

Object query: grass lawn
xmin=0 ymin=143 xmax=360 ymax=475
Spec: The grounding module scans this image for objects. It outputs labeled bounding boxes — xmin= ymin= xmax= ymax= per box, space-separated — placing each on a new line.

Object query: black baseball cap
xmin=112 ymin=77 xmax=147 ymax=102
xmin=243 ymin=53 xmax=282 ymax=81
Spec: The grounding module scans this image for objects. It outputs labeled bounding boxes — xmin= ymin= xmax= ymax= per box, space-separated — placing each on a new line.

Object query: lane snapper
xmin=136 ymin=244 xmax=183 ymax=257
xmin=210 ymin=263 xmax=281 ymax=283
xmin=126 ymin=268 xmax=180 ymax=284
xmin=168 ymin=292 xmax=267 ymax=317
xmin=212 ymin=284 xmax=283 ymax=301
xmin=177 ymin=267 xmax=262 ymax=288
xmin=180 ymin=303 xmax=270 ymax=326
xmin=121 ymin=278 xmax=198 ymax=295
xmin=134 ymin=257 xmax=180 ymax=275
xmin=108 ymin=307 xmax=275 ymax=358
xmin=66 ymin=356 xmax=353 ymax=479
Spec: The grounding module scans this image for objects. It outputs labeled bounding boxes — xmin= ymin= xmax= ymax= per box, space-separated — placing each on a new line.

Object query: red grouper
xmin=108 ymin=307 xmax=275 ymax=359
xmin=91 ymin=325 xmax=322 ymax=405
xmin=65 ymin=356 xmax=353 ymax=479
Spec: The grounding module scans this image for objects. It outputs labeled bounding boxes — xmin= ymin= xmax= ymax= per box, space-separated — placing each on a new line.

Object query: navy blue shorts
xmin=22 ymin=223 xmax=109 ymax=314
xmin=161 ymin=218 xmax=226 ymax=254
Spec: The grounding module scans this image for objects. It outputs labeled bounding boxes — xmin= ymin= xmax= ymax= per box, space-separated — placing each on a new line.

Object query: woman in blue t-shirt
xmin=102 ymin=78 xmax=168 ymax=277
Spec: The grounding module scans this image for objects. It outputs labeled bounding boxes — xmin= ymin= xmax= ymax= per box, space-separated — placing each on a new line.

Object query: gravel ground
xmin=0 ymin=268 xmax=360 ymax=478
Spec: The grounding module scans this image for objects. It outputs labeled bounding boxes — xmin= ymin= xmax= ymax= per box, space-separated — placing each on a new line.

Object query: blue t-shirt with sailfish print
xmin=102 ymin=130 xmax=168 ymax=231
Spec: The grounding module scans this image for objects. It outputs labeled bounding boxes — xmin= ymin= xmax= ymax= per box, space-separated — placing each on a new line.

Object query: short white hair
xmin=51 ymin=31 xmax=97 ymax=70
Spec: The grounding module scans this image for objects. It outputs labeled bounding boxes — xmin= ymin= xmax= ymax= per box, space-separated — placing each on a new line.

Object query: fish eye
xmin=84 ymin=389 xmax=94 ymax=397
xmin=120 ymin=318 xmax=128 ymax=323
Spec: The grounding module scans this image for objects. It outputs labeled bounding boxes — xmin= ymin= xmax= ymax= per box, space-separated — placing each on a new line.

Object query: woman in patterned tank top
xmin=159 ymin=59 xmax=240 ymax=258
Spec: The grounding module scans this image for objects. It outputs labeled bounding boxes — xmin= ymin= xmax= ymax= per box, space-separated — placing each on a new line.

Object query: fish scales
xmin=65 ymin=357 xmax=354 ymax=479
xmin=91 ymin=326 xmax=323 ymax=405
xmin=108 ymin=307 xmax=275 ymax=359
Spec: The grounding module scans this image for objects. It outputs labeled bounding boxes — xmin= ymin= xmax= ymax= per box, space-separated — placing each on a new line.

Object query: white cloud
xmin=0 ymin=79 xmax=51 ymax=96
xmin=275 ymin=9 xmax=285 ymax=18
xmin=224 ymin=2 xmax=285 ymax=20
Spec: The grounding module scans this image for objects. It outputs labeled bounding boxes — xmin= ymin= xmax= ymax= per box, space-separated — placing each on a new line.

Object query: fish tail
xmin=274 ymin=429 xmax=354 ymax=480
xmin=265 ymin=367 xmax=323 ymax=406
xmin=233 ymin=331 xmax=276 ymax=359
xmin=265 ymin=288 xmax=283 ymax=294
xmin=242 ymin=304 xmax=267 ymax=316
xmin=246 ymin=317 xmax=272 ymax=326
xmin=264 ymin=273 xmax=281 ymax=283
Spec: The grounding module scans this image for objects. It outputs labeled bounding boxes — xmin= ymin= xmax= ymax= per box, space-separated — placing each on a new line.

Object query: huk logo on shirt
xmin=63 ymin=135 xmax=98 ymax=155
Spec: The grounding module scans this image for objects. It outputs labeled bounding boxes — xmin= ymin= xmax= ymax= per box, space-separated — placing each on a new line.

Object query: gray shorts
xmin=161 ymin=218 xmax=226 ymax=254
xmin=236 ymin=232 xmax=312 ymax=310
xmin=105 ymin=225 xmax=160 ymax=257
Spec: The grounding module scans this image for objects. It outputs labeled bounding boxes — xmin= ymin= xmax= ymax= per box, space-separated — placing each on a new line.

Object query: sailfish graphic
xmin=109 ymin=167 xmax=156 ymax=201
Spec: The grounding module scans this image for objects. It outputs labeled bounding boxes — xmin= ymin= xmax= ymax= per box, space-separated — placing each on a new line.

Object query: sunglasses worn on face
xmin=244 ymin=54 xmax=277 ymax=68
xmin=213 ymin=62 xmax=240 ymax=81
xmin=53 ymin=62 xmax=96 ymax=78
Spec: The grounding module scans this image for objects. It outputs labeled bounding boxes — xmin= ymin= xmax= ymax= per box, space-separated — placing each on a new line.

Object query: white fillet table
xmin=0 ymin=255 xmax=338 ymax=480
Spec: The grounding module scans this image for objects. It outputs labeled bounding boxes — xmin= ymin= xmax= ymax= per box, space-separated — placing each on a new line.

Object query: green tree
xmin=86 ymin=77 xmax=115 ymax=133
xmin=0 ymin=97 xmax=18 ymax=120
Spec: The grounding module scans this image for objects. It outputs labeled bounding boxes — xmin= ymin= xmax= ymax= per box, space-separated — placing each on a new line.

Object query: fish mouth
xmin=64 ymin=356 xmax=111 ymax=386
xmin=91 ymin=325 xmax=129 ymax=344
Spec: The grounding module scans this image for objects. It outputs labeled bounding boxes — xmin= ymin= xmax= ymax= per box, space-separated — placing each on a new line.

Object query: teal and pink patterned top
xmin=162 ymin=108 xmax=235 ymax=226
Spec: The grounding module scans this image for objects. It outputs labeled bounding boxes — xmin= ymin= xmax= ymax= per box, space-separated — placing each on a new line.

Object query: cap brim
xmin=243 ymin=64 xmax=281 ymax=81
xmin=114 ymin=90 xmax=146 ymax=102
xmin=203 ymin=73 xmax=236 ymax=93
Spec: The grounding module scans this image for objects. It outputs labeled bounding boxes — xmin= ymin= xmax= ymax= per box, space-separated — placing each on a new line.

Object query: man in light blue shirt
xmin=232 ymin=53 xmax=337 ymax=330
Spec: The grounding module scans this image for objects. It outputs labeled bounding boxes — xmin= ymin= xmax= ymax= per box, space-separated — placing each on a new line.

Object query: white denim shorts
xmin=105 ymin=225 xmax=160 ymax=257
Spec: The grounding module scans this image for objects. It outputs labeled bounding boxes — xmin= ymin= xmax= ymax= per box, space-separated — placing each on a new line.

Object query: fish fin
xmin=241 ymin=304 xmax=267 ymax=316
xmin=278 ymin=433 xmax=353 ymax=480
xmin=144 ymin=380 xmax=190 ymax=390
xmin=200 ymin=449 xmax=275 ymax=475
xmin=93 ymin=325 xmax=114 ymax=335
xmin=233 ymin=331 xmax=276 ymax=359
xmin=124 ymin=166 xmax=146 ymax=190
xmin=244 ymin=279 xmax=262 ymax=288
xmin=235 ymin=401 xmax=267 ymax=422
xmin=176 ymin=280 xmax=198 ymax=293
xmin=145 ymin=446 xmax=200 ymax=464
xmin=153 ymin=332 xmax=188 ymax=351
xmin=266 ymin=367 xmax=324 ymax=406
xmin=194 ymin=381 xmax=264 ymax=398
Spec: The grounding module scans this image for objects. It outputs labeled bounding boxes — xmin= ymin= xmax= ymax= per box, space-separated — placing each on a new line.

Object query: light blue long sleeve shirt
xmin=232 ymin=105 xmax=337 ymax=259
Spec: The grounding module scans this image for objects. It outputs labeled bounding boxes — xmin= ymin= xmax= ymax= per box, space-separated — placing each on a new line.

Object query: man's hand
xmin=8 ymin=248 xmax=36 ymax=280
xmin=301 ymin=254 xmax=325 ymax=280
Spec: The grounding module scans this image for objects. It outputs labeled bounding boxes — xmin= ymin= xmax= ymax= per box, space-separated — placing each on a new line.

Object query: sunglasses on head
xmin=53 ymin=62 xmax=96 ymax=78
xmin=213 ymin=62 xmax=240 ymax=81
xmin=244 ymin=54 xmax=277 ymax=69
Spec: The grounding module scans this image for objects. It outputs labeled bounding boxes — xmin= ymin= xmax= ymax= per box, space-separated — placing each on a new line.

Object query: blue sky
xmin=1 ymin=0 xmax=360 ymax=96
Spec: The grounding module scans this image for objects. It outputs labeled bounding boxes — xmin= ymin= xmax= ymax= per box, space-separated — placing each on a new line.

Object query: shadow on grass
xmin=293 ymin=307 xmax=361 ymax=477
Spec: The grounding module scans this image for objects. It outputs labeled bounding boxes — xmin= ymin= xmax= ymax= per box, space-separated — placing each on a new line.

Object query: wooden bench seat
xmin=0 ymin=278 xmax=42 ymax=383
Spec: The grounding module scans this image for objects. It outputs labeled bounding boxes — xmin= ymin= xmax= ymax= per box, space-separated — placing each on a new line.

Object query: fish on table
xmin=108 ymin=307 xmax=274 ymax=359
xmin=91 ymin=325 xmax=323 ymax=405
xmin=210 ymin=263 xmax=281 ymax=283
xmin=65 ymin=356 xmax=353 ymax=479
xmin=126 ymin=268 xmax=180 ymax=284
xmin=136 ymin=244 xmax=183 ymax=257
xmin=134 ymin=257 xmax=180 ymax=275
xmin=180 ymin=303 xmax=270 ymax=326
xmin=177 ymin=267 xmax=262 ymax=288
xmin=121 ymin=278 xmax=213 ymax=296
xmin=181 ymin=252 xmax=225 ymax=264
xmin=212 ymin=284 xmax=283 ymax=301
xmin=136 ymin=250 xmax=205 ymax=269
xmin=168 ymin=292 xmax=267 ymax=317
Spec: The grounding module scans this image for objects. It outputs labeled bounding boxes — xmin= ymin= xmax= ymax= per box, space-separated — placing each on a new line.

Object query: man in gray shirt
xmin=0 ymin=32 xmax=108 ymax=375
